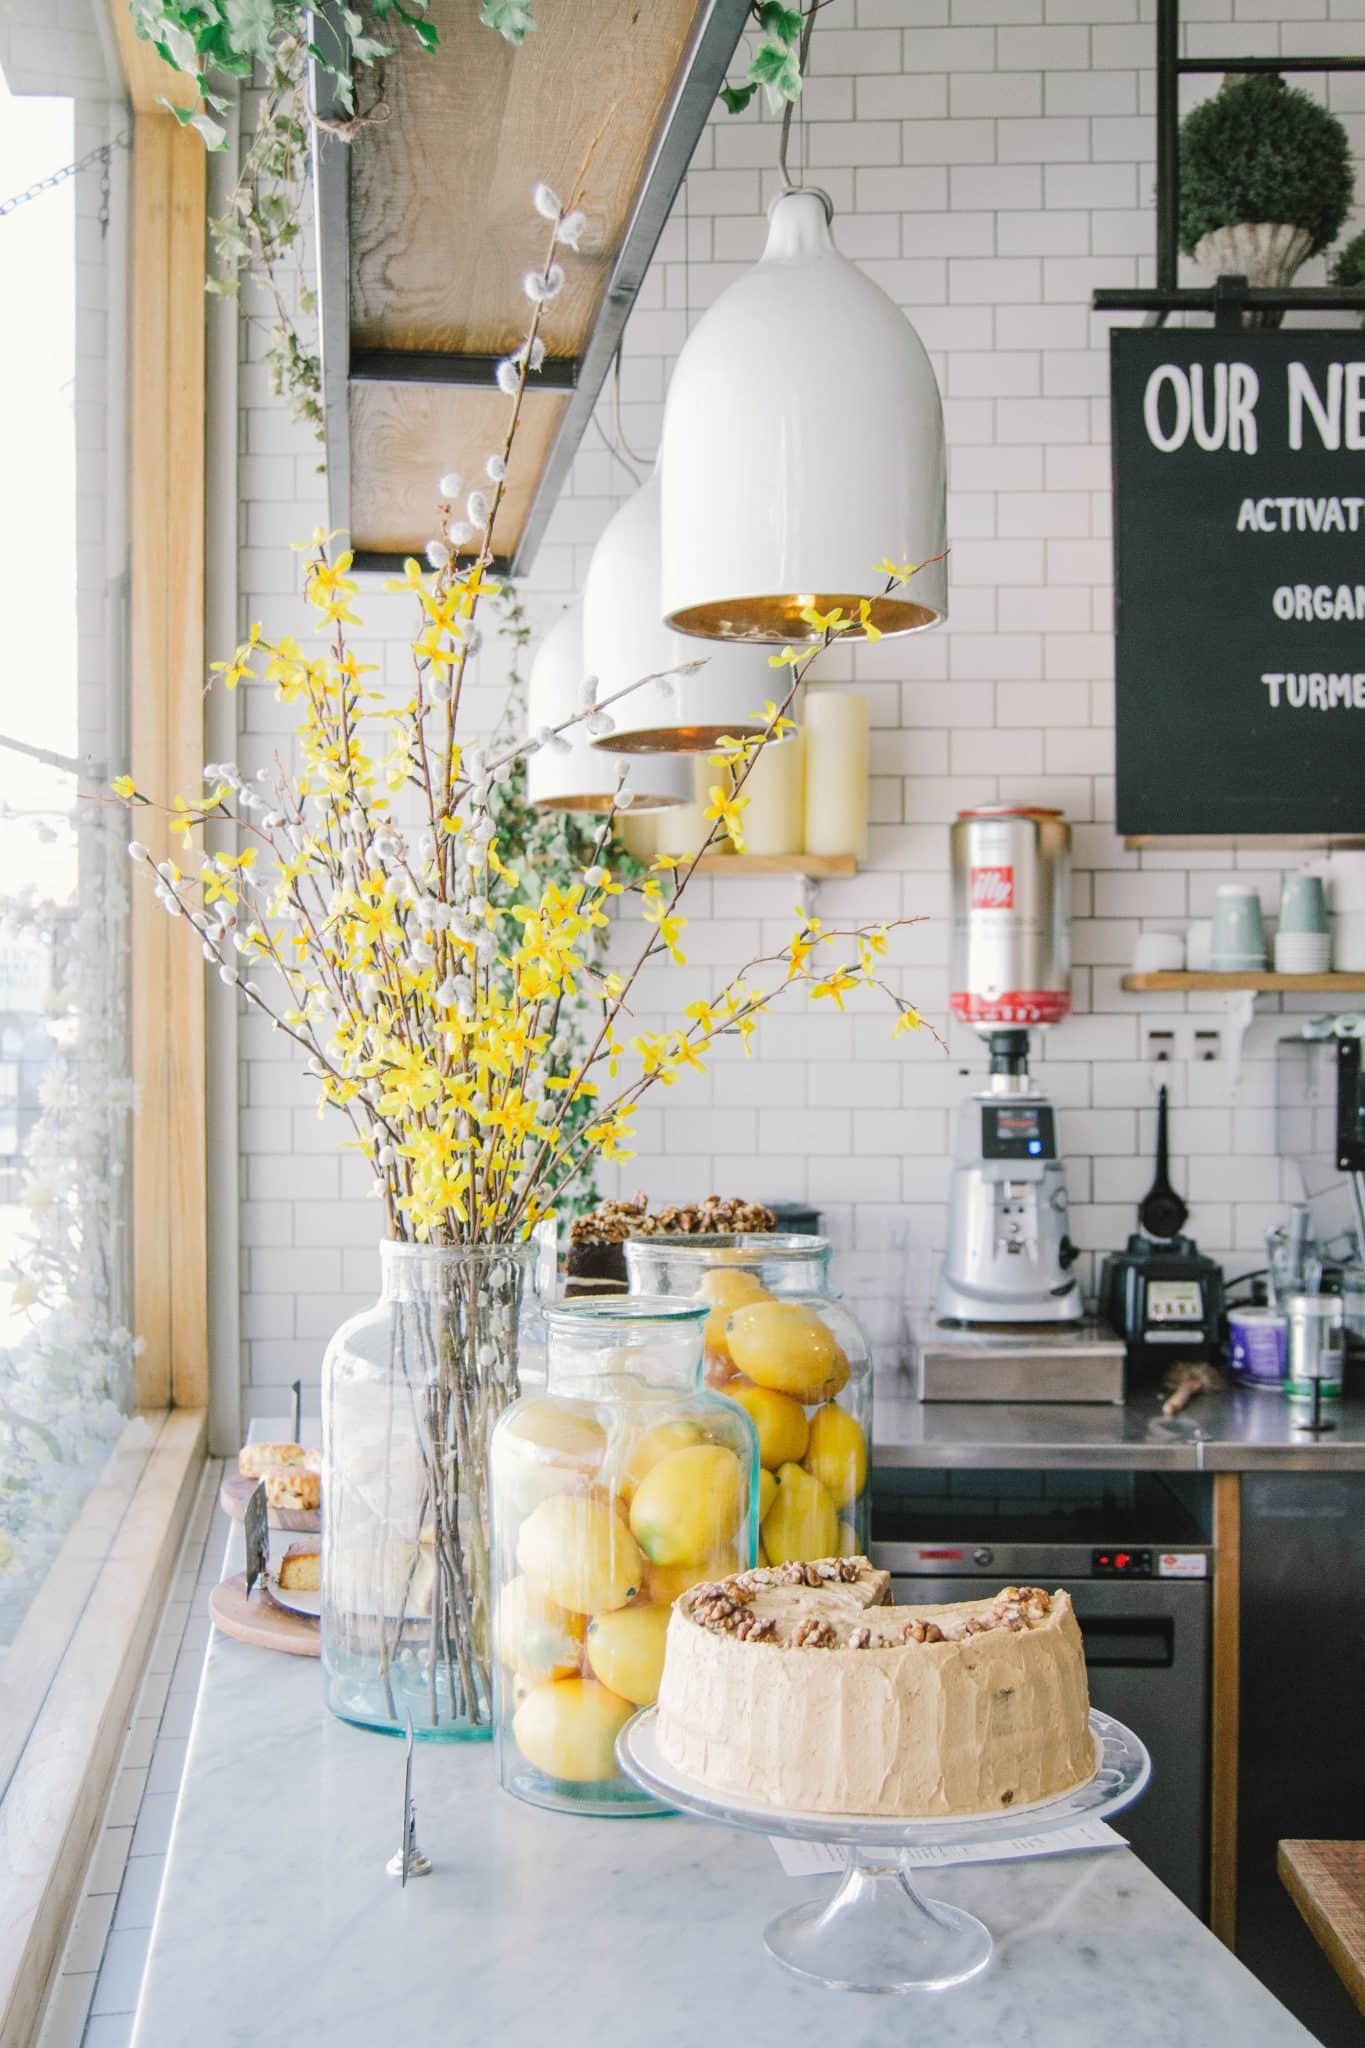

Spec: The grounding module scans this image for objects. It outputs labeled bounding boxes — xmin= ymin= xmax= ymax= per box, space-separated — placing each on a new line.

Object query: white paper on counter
xmin=769 ymin=1819 xmax=1125 ymax=1877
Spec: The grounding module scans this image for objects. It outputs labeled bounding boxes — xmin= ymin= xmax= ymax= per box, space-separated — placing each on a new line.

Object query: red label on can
xmin=969 ymin=865 xmax=1014 ymax=909
xmin=951 ymin=990 xmax=1071 ymax=1025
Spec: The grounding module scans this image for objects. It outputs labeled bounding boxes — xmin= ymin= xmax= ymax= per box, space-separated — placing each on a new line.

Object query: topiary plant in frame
xmin=1179 ymin=74 xmax=1355 ymax=300
xmin=1329 ymin=229 xmax=1365 ymax=290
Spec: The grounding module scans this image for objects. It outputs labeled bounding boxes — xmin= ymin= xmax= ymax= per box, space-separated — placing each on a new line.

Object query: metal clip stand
xmin=1292 ymin=1373 xmax=1337 ymax=1438
xmin=387 ymin=1715 xmax=433 ymax=1882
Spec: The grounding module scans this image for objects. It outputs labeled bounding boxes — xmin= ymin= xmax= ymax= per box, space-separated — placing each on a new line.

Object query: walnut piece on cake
xmin=676 ymin=1557 xmax=1055 ymax=1649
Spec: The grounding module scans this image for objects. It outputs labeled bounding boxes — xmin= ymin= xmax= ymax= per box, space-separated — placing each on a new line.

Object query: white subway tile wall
xmin=233 ymin=0 xmax=1365 ymax=1414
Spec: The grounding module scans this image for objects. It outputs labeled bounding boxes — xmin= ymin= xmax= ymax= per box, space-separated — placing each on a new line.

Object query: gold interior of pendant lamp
xmin=666 ymin=590 xmax=941 ymax=643
xmin=529 ymin=789 xmax=691 ymax=813
xmin=596 ymin=718 xmax=769 ymax=755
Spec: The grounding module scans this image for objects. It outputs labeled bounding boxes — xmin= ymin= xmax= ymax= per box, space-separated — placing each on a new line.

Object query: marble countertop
xmin=872 ymin=1379 xmax=1365 ymax=1471
xmin=131 ymin=1496 xmax=1314 ymax=2046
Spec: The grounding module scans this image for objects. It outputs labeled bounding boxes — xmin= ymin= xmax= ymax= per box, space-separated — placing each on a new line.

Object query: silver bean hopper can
xmin=936 ymin=807 xmax=1084 ymax=1326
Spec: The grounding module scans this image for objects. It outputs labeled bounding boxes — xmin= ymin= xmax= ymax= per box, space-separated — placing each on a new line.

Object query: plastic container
xmin=490 ymin=1296 xmax=759 ymax=1816
xmin=624 ymin=1234 xmax=873 ymax=1563
xmin=1227 ymin=1306 xmax=1288 ymax=1391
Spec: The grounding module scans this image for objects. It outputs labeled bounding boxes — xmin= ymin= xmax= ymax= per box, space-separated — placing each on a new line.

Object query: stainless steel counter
xmin=871 ymin=1379 xmax=1365 ymax=1471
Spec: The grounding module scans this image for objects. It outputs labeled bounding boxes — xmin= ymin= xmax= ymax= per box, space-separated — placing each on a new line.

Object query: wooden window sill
xmin=0 ymin=1406 xmax=206 ymax=2042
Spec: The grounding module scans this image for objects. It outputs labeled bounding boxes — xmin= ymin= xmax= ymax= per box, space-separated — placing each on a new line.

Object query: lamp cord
xmin=778 ymin=4 xmax=821 ymax=192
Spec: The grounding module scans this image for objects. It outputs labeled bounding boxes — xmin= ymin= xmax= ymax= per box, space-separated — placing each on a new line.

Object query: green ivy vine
xmin=719 ymin=4 xmax=805 ymax=116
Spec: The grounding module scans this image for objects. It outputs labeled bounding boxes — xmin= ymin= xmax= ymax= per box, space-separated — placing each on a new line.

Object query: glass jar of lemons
xmin=624 ymin=1235 xmax=872 ymax=1565
xmin=490 ymin=1296 xmax=759 ymax=1816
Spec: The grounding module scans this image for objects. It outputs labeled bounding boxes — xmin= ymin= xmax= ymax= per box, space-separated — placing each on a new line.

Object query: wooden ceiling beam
xmin=314 ymin=0 xmax=752 ymax=571
xmin=349 ymin=348 xmax=580 ymax=391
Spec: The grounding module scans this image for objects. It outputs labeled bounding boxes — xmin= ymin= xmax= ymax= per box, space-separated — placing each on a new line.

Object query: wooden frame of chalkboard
xmin=1113 ymin=329 xmax=1365 ymax=836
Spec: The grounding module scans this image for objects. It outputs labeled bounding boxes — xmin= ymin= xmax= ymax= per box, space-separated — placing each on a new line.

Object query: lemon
xmin=836 ymin=1519 xmax=861 ymax=1557
xmin=517 ymin=1490 xmax=644 ymax=1614
xmin=699 ymin=1266 xmax=768 ymax=1309
xmin=725 ymin=1382 xmax=810 ymax=1471
xmin=700 ymin=1266 xmax=769 ymax=1366
xmin=629 ymin=1443 xmax=744 ymax=1566
xmin=620 ymin=1417 xmax=703 ymax=1501
xmin=646 ymin=1547 xmax=739 ymax=1606
xmin=757 ymin=1467 xmax=778 ymax=1522
xmin=802 ymin=1402 xmax=868 ymax=1510
xmin=496 ymin=1574 xmax=584 ymax=1685
xmin=761 ymin=1461 xmax=838 ymax=1565
xmin=725 ymin=1301 xmax=850 ymax=1403
xmin=512 ymin=1677 xmax=634 ymax=1782
xmin=586 ymin=1602 xmax=671 ymax=1706
xmin=492 ymin=1397 xmax=606 ymax=1516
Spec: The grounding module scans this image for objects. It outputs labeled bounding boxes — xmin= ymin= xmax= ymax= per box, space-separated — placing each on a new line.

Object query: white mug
xmin=1334 ymin=909 xmax=1365 ymax=971
xmin=1133 ymin=931 xmax=1185 ymax=973
xmin=1187 ymin=920 xmax=1213 ymax=972
xmin=1318 ymin=850 xmax=1365 ymax=912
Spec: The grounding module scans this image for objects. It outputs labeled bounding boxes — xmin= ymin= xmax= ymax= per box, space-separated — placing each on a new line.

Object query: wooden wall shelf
xmin=1123 ymin=971 xmax=1365 ymax=993
xmin=692 ymin=854 xmax=857 ymax=878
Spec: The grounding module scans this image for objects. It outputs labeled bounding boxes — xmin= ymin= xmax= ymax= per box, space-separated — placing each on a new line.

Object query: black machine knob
xmin=972 ymin=1546 xmax=994 ymax=1567
xmin=1058 ymin=1234 xmax=1080 ymax=1270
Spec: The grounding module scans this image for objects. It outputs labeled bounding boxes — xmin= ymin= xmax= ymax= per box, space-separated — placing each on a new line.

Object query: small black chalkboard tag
xmin=244 ymin=1480 xmax=269 ymax=1599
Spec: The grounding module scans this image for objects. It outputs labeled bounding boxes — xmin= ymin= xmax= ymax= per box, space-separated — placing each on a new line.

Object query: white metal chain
xmin=0 ymin=132 xmax=130 ymax=236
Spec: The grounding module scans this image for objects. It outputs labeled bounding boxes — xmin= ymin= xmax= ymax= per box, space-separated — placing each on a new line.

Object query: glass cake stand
xmin=617 ymin=1708 xmax=1150 ymax=1995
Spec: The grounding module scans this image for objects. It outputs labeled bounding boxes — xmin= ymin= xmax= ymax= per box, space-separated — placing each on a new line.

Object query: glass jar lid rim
xmin=624 ymin=1231 xmax=829 ymax=1255
xmin=543 ymin=1293 xmax=708 ymax=1327
xmin=379 ymin=1237 xmax=537 ymax=1259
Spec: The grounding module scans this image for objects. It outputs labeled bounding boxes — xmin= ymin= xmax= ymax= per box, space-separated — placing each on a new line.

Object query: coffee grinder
xmin=935 ymin=808 xmax=1083 ymax=1326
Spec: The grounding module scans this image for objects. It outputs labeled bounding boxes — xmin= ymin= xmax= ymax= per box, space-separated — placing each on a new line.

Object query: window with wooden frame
xmin=0 ymin=3 xmax=209 ymax=2034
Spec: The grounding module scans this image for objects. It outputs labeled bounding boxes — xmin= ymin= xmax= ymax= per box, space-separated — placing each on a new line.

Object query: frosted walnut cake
xmin=654 ymin=1557 xmax=1094 ymax=1818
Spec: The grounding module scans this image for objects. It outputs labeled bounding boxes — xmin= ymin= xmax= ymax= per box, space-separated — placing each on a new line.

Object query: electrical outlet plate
xmin=1143 ymin=1023 xmax=1224 ymax=1063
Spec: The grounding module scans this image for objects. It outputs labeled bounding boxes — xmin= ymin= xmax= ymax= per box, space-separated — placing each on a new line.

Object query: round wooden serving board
xmin=209 ymin=1573 xmax=321 ymax=1657
xmin=219 ymin=1470 xmax=320 ymax=1534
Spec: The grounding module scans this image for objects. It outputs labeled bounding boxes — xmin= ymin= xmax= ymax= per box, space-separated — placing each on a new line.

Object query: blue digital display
xmin=1027 ymin=1139 xmax=1042 ymax=1155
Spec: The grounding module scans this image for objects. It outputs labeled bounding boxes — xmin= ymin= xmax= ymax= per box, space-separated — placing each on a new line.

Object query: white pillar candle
xmin=653 ymin=758 xmax=717 ymax=860
xmin=802 ymin=690 xmax=868 ymax=862
xmin=614 ymin=809 xmax=657 ymax=865
xmin=740 ymin=732 xmax=804 ymax=856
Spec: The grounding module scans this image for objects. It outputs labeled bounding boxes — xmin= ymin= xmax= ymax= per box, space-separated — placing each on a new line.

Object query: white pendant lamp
xmin=583 ymin=470 xmax=773 ymax=753
xmin=659 ymin=187 xmax=947 ymax=644
xmin=525 ymin=605 xmax=692 ymax=813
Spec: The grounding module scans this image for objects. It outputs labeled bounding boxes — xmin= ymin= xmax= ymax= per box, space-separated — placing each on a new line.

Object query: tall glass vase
xmin=322 ymin=1240 xmax=536 ymax=1740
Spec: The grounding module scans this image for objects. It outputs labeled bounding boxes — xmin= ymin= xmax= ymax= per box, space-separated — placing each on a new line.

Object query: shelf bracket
xmin=1219 ymin=990 xmax=1257 ymax=1093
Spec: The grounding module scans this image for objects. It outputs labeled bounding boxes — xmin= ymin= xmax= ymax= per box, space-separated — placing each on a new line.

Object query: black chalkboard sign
xmin=1113 ymin=330 xmax=1365 ymax=834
